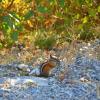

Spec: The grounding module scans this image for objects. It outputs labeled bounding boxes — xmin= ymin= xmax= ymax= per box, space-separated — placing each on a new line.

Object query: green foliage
xmin=80 ymin=31 xmax=94 ymax=40
xmin=34 ymin=35 xmax=56 ymax=50
xmin=88 ymin=9 xmax=96 ymax=17
xmin=24 ymin=10 xmax=34 ymax=20
xmin=37 ymin=6 xmax=50 ymax=13
xmin=98 ymin=6 xmax=100 ymax=12
xmin=76 ymin=0 xmax=85 ymax=6
xmin=59 ymin=0 xmax=65 ymax=8
xmin=0 ymin=0 xmax=100 ymax=49
xmin=11 ymin=31 xmax=19 ymax=41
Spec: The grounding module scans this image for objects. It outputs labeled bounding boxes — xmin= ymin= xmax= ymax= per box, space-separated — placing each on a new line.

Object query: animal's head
xmin=49 ymin=55 xmax=60 ymax=66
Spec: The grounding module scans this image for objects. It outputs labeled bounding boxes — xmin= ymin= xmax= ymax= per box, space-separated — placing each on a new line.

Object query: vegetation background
xmin=0 ymin=0 xmax=100 ymax=50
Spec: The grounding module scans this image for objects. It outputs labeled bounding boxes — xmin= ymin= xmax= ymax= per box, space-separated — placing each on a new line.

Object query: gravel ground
xmin=0 ymin=39 xmax=100 ymax=100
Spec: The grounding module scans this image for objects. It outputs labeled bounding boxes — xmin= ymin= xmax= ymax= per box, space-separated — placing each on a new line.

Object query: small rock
xmin=0 ymin=89 xmax=4 ymax=97
xmin=17 ymin=64 xmax=30 ymax=72
xmin=29 ymin=68 xmax=40 ymax=76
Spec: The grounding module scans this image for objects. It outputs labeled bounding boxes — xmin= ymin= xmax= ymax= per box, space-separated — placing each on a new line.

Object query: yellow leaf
xmin=15 ymin=0 xmax=21 ymax=3
xmin=76 ymin=13 xmax=80 ymax=19
xmin=82 ymin=16 xmax=88 ymax=24
xmin=27 ymin=20 xmax=33 ymax=27
xmin=98 ymin=6 xmax=100 ymax=12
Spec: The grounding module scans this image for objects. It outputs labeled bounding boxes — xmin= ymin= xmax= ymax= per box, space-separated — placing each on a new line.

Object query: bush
xmin=34 ymin=35 xmax=56 ymax=50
